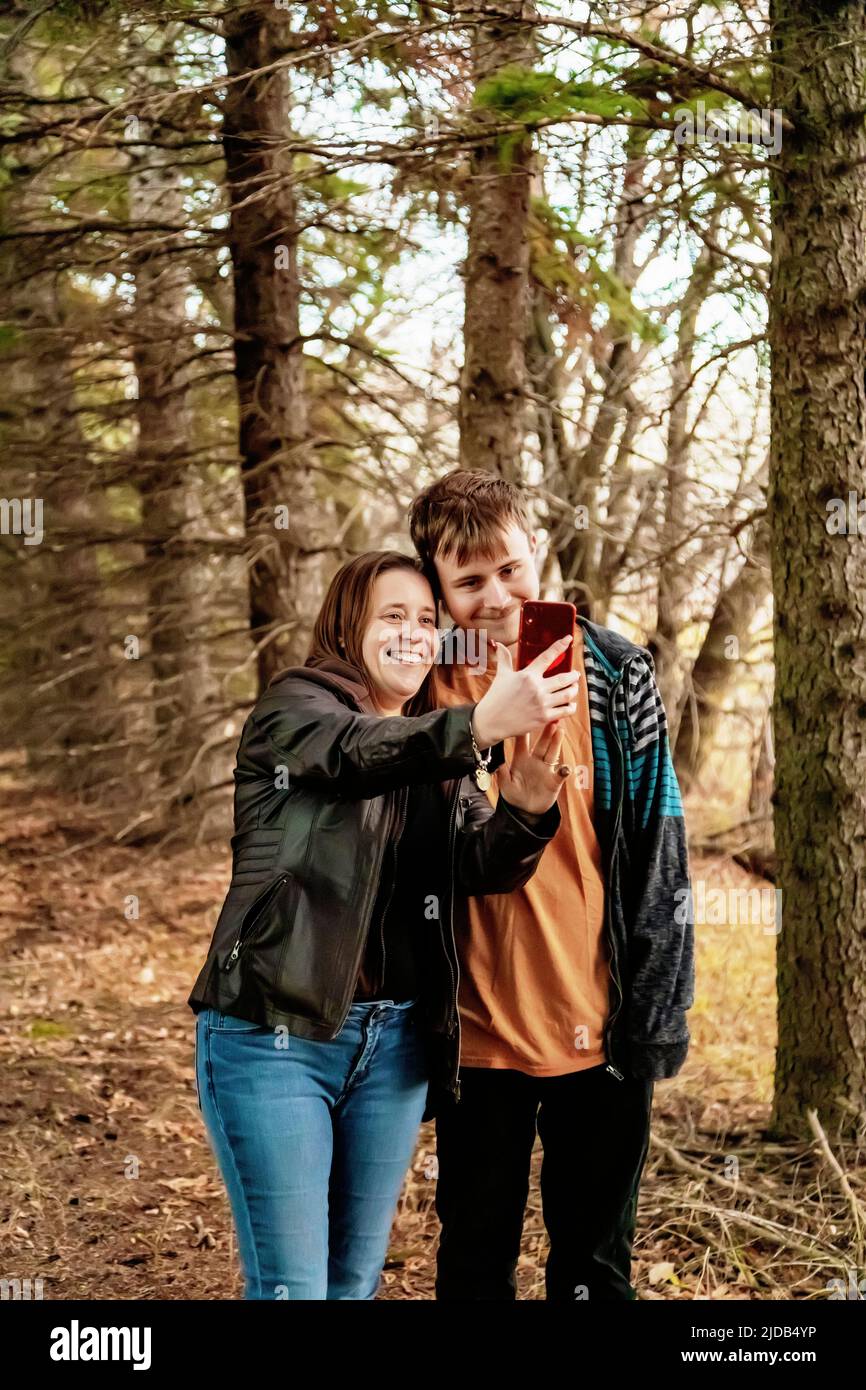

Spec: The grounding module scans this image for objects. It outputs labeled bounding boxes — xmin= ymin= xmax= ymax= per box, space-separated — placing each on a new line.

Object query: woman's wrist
xmin=470 ymin=703 xmax=494 ymax=749
xmin=500 ymin=796 xmax=546 ymax=825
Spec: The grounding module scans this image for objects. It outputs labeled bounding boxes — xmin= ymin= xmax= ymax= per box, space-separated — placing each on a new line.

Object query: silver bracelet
xmin=470 ymin=716 xmax=493 ymax=791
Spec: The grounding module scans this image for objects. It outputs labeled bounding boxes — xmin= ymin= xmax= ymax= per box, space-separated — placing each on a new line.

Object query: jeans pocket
xmin=216 ymin=1010 xmax=265 ymax=1033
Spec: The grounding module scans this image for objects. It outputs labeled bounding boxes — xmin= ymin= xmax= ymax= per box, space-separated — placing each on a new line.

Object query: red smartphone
xmin=516 ymin=601 xmax=576 ymax=675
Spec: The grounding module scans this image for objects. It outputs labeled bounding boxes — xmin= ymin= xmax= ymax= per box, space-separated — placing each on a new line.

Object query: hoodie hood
xmin=266 ymin=655 xmax=378 ymax=713
xmin=578 ymin=616 xmax=653 ymax=674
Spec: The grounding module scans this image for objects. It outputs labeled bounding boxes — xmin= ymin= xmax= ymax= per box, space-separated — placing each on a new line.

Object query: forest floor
xmin=1 ymin=752 xmax=863 ymax=1302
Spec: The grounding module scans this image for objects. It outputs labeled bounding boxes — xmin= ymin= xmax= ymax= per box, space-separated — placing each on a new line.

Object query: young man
xmin=407 ymin=469 xmax=694 ymax=1302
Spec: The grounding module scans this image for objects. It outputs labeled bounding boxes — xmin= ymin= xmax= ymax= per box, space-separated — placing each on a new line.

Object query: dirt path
xmin=1 ymin=761 xmax=859 ymax=1301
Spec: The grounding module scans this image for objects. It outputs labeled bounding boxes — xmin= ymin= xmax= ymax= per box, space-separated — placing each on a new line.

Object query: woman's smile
xmin=360 ymin=570 xmax=439 ymax=714
xmin=386 ymin=648 xmax=426 ymax=663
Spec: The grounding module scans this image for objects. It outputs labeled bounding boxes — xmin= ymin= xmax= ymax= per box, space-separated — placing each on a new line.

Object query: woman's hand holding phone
xmin=470 ymin=634 xmax=580 ymax=747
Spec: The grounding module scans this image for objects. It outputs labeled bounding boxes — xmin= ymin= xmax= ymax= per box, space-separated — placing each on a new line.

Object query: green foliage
xmin=731 ymin=61 xmax=772 ymax=106
xmin=0 ymin=323 xmax=19 ymax=355
xmin=48 ymin=0 xmax=118 ymax=16
xmin=531 ymin=199 xmax=664 ymax=344
xmin=299 ymin=167 xmax=368 ymax=206
xmin=475 ymin=65 xmax=647 ymax=125
xmin=474 ymin=66 xmax=649 ymax=172
xmin=660 ymin=88 xmax=732 ymax=122
xmin=56 ymin=167 xmax=129 ymax=223
xmin=28 ymin=1018 xmax=72 ymax=1039
xmin=661 ymin=87 xmax=776 ymax=156
xmin=34 ymin=0 xmax=123 ymax=37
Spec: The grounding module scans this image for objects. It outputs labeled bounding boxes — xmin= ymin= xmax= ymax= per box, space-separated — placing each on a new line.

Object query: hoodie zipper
xmin=600 ymin=655 xmax=637 ymax=1081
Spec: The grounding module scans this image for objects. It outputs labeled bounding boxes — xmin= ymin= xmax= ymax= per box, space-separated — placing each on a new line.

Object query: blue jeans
xmin=194 ymin=997 xmax=429 ymax=1300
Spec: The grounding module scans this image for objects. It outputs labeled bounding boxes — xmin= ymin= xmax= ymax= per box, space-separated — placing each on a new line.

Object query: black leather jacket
xmin=187 ymin=660 xmax=561 ymax=1117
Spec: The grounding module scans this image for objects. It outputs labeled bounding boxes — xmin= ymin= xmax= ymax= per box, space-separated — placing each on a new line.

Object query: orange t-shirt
xmin=433 ymin=627 xmax=611 ymax=1075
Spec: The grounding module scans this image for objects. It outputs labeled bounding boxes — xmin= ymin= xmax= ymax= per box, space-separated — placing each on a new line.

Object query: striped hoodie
xmin=578 ymin=615 xmax=694 ymax=1080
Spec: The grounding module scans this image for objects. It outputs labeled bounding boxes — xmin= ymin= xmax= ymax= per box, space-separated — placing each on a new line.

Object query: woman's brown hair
xmin=304 ymin=551 xmax=439 ymax=716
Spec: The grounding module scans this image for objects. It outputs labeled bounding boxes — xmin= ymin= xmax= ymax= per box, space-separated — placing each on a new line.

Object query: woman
xmin=188 ymin=550 xmax=580 ymax=1300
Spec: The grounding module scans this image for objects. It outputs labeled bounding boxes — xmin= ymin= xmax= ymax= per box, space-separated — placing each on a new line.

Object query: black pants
xmin=434 ymin=1062 xmax=654 ymax=1301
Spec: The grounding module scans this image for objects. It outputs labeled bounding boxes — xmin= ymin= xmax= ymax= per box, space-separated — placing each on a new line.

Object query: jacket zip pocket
xmin=223 ymin=872 xmax=292 ymax=972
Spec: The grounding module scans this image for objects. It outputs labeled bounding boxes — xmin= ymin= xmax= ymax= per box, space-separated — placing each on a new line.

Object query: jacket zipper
xmin=223 ymin=872 xmax=291 ymax=972
xmin=601 ymin=657 xmax=634 ymax=1081
xmin=338 ymin=780 xmax=461 ymax=1085
xmin=331 ymin=789 xmax=400 ymax=1029
xmin=444 ymin=783 xmax=463 ymax=1102
xmin=371 ymin=786 xmax=407 ymax=995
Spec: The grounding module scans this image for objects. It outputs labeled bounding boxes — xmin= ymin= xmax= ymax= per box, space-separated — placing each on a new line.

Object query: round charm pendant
xmin=475 ymin=766 xmax=492 ymax=791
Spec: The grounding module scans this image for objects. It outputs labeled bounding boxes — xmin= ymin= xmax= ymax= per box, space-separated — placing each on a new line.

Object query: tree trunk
xmin=750 ymin=706 xmax=775 ymax=823
xmin=675 ymin=508 xmax=770 ymax=792
xmin=557 ymin=124 xmax=652 ymax=617
xmin=769 ymin=0 xmax=866 ymax=1140
xmin=222 ymin=6 xmax=335 ymax=689
xmin=457 ymin=0 xmax=535 ymax=479
xmin=0 ymin=36 xmax=113 ymax=789
xmin=649 ymin=201 xmax=723 ymax=735
xmin=129 ymin=96 xmax=234 ymax=839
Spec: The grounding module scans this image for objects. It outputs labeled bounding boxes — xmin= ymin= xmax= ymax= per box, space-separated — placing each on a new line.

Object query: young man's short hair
xmin=407 ymin=469 xmax=533 ymax=592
